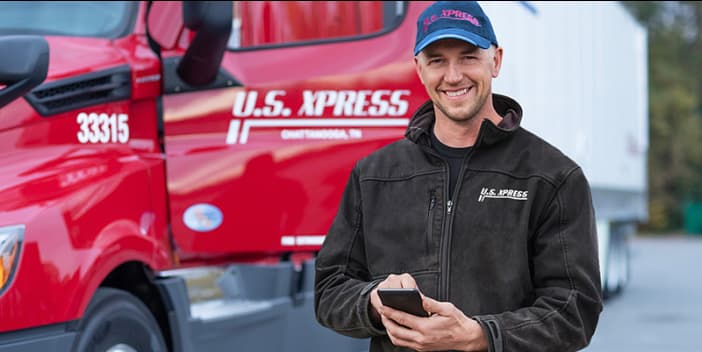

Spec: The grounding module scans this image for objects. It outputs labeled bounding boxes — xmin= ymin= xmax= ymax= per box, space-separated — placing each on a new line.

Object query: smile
xmin=444 ymin=88 xmax=468 ymax=97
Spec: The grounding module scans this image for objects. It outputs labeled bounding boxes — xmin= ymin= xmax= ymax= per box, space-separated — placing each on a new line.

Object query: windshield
xmin=0 ymin=1 xmax=137 ymax=38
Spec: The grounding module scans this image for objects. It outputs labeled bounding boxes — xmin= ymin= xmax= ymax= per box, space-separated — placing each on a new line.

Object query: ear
xmin=414 ymin=56 xmax=425 ymax=85
xmin=491 ymin=46 xmax=503 ymax=78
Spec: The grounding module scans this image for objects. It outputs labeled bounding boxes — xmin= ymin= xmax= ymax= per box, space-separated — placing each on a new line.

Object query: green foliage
xmin=621 ymin=1 xmax=702 ymax=232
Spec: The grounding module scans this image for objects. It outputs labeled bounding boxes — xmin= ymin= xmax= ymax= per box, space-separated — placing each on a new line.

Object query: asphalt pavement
xmin=583 ymin=234 xmax=702 ymax=352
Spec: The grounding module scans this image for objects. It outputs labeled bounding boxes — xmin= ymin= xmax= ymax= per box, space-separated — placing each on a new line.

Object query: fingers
xmin=369 ymin=288 xmax=384 ymax=321
xmin=377 ymin=273 xmax=418 ymax=289
xmin=381 ymin=312 xmax=423 ymax=349
xmin=378 ymin=303 xmax=422 ymax=329
xmin=370 ymin=273 xmax=417 ymax=325
xmin=370 ymin=273 xmax=419 ymax=316
xmin=397 ymin=273 xmax=417 ymax=288
xmin=377 ymin=292 xmax=475 ymax=351
xmin=422 ymin=295 xmax=454 ymax=316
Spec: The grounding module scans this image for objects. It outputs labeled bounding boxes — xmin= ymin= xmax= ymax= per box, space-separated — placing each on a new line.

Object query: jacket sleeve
xmin=474 ymin=167 xmax=604 ymax=352
xmin=314 ymin=165 xmax=386 ymax=338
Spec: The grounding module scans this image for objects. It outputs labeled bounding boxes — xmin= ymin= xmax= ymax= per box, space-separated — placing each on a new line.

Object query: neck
xmin=433 ymin=107 xmax=503 ymax=148
xmin=433 ymin=117 xmax=482 ymax=148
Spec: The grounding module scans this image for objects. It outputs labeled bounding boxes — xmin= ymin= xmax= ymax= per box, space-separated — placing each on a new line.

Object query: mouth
xmin=442 ymin=87 xmax=470 ymax=98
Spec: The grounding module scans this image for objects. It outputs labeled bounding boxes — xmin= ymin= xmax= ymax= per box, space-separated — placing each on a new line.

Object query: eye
xmin=427 ymin=58 xmax=444 ymax=65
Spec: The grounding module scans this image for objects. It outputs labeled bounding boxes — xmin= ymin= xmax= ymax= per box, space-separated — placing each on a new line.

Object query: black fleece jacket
xmin=314 ymin=94 xmax=603 ymax=352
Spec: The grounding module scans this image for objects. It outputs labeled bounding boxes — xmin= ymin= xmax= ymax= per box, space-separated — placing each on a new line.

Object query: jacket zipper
xmin=415 ymin=120 xmax=489 ymax=301
xmin=426 ymin=192 xmax=437 ymax=253
xmin=438 ymin=148 xmax=476 ymax=301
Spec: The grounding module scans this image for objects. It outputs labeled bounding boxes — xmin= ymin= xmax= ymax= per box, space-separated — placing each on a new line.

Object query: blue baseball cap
xmin=414 ymin=1 xmax=498 ymax=56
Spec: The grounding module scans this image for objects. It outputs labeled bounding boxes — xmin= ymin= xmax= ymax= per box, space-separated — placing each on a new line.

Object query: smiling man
xmin=314 ymin=2 xmax=603 ymax=351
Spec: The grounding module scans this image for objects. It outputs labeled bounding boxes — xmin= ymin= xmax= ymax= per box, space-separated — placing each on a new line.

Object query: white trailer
xmin=482 ymin=1 xmax=649 ymax=297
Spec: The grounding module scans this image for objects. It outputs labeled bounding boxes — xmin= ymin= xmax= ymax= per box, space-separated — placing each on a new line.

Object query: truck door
xmin=159 ymin=1 xmax=427 ymax=260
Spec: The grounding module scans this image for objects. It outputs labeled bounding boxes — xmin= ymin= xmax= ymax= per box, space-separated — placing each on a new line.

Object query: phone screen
xmin=377 ymin=288 xmax=429 ymax=317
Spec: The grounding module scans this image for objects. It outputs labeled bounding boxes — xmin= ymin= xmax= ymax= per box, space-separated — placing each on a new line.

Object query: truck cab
xmin=0 ymin=1 xmax=423 ymax=351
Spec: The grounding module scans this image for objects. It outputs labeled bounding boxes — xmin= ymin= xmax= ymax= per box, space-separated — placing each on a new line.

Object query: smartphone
xmin=377 ymin=288 xmax=429 ymax=317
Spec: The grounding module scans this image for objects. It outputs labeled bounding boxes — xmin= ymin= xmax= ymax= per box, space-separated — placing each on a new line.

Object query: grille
xmin=26 ymin=66 xmax=131 ymax=116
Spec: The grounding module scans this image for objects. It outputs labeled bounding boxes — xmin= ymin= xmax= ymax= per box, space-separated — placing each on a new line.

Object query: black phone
xmin=377 ymin=288 xmax=429 ymax=317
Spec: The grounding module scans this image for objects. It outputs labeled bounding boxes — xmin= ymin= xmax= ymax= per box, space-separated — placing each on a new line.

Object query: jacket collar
xmin=404 ymin=94 xmax=523 ymax=148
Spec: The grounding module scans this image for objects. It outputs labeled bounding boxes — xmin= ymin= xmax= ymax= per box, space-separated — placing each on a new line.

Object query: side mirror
xmin=0 ymin=36 xmax=49 ymax=109
xmin=146 ymin=1 xmax=232 ymax=87
xmin=177 ymin=1 xmax=232 ymax=86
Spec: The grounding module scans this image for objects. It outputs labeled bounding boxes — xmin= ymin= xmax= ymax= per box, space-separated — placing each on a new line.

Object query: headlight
xmin=0 ymin=225 xmax=24 ymax=292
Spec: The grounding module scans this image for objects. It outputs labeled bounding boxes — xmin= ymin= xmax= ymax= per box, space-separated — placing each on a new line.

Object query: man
xmin=314 ymin=1 xmax=603 ymax=351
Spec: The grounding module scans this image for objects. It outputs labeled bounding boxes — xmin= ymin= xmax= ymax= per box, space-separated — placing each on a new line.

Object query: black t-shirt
xmin=429 ymin=130 xmax=472 ymax=198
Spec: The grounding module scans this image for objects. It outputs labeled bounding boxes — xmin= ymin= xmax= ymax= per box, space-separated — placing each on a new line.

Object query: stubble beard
xmin=435 ymin=91 xmax=489 ymax=125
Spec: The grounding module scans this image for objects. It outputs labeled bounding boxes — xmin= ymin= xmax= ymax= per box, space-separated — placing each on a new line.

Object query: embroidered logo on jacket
xmin=478 ymin=188 xmax=529 ymax=202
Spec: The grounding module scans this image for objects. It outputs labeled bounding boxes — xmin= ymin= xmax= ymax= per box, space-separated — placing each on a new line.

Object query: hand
xmin=369 ymin=273 xmax=418 ymax=325
xmin=378 ymin=295 xmax=488 ymax=352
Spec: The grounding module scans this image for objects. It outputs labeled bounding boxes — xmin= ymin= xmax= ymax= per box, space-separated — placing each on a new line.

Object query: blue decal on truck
xmin=183 ymin=204 xmax=223 ymax=232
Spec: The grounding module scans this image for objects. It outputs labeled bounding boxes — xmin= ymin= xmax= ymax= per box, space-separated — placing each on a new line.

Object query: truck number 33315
xmin=76 ymin=112 xmax=130 ymax=144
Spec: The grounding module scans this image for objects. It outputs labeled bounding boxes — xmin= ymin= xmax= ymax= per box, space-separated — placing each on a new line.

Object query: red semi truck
xmin=0 ymin=1 xmax=647 ymax=351
xmin=0 ymin=1 xmax=421 ymax=351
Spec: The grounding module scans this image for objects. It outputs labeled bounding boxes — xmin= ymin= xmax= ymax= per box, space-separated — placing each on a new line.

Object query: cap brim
xmin=414 ymin=28 xmax=491 ymax=56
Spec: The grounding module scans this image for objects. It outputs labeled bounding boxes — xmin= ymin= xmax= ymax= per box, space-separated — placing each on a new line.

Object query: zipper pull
xmin=447 ymin=200 xmax=453 ymax=215
xmin=429 ymin=195 xmax=436 ymax=210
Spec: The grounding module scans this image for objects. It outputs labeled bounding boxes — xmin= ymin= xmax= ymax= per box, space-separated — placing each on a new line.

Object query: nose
xmin=444 ymin=63 xmax=463 ymax=84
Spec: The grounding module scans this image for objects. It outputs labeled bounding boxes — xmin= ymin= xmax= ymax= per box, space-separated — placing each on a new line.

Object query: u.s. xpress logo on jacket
xmin=478 ymin=187 xmax=529 ymax=202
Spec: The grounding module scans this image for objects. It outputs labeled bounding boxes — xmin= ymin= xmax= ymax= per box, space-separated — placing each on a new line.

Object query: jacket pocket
xmin=426 ymin=191 xmax=437 ymax=253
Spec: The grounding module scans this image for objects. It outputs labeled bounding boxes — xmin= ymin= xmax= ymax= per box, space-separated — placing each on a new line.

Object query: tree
xmin=622 ymin=1 xmax=702 ymax=232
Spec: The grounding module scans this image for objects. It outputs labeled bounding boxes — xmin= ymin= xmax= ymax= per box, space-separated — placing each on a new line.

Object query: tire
xmin=603 ymin=225 xmax=631 ymax=299
xmin=603 ymin=240 xmax=622 ymax=298
xmin=72 ymin=287 xmax=167 ymax=352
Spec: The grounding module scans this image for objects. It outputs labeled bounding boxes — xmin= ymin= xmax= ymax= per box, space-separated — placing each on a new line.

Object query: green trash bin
xmin=684 ymin=202 xmax=702 ymax=235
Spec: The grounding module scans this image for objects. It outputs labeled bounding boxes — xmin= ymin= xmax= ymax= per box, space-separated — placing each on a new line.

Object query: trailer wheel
xmin=603 ymin=224 xmax=632 ymax=298
xmin=72 ymin=287 xmax=167 ymax=352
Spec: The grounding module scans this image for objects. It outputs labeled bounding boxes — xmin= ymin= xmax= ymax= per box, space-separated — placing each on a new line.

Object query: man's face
xmin=415 ymin=38 xmax=502 ymax=124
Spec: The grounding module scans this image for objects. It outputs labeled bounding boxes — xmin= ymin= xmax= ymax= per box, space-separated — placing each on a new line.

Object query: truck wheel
xmin=603 ymin=224 xmax=631 ymax=298
xmin=72 ymin=287 xmax=167 ymax=352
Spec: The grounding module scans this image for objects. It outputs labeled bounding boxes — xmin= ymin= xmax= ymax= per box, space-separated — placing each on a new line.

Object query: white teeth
xmin=445 ymin=88 xmax=468 ymax=97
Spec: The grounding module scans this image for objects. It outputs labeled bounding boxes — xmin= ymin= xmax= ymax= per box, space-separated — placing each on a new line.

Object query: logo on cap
xmin=423 ymin=10 xmax=481 ymax=32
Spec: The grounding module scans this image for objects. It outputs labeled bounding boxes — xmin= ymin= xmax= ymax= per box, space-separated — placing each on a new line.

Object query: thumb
xmin=422 ymin=295 xmax=440 ymax=314
xmin=422 ymin=295 xmax=448 ymax=315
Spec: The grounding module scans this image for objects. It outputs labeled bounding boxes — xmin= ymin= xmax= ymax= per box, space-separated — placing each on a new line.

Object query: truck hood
xmin=43 ymin=36 xmax=129 ymax=82
xmin=0 ymin=36 xmax=133 ymax=133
